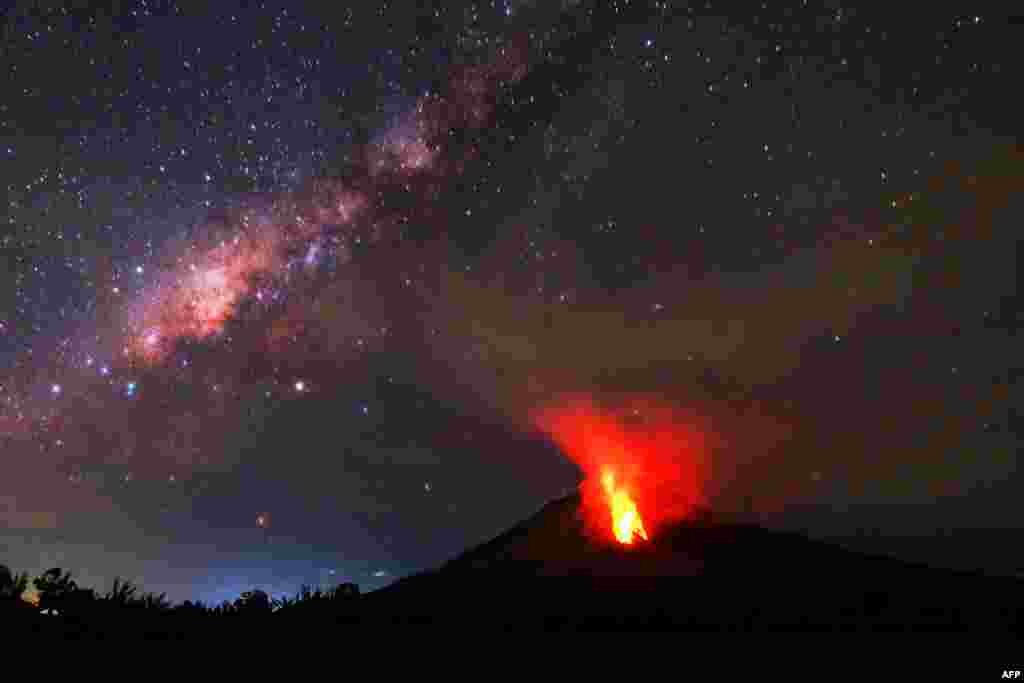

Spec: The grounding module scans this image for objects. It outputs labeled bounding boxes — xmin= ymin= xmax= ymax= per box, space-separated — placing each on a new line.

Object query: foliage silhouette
xmin=0 ymin=564 xmax=30 ymax=602
xmin=234 ymin=589 xmax=272 ymax=615
xmin=3 ymin=497 xmax=1024 ymax=637
xmin=104 ymin=577 xmax=138 ymax=606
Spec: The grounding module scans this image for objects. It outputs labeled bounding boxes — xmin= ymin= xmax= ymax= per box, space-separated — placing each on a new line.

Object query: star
xmin=0 ymin=0 xmax=1016 ymax=609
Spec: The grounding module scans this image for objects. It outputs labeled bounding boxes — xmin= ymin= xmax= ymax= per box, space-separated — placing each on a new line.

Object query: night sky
xmin=1 ymin=1 xmax=1021 ymax=604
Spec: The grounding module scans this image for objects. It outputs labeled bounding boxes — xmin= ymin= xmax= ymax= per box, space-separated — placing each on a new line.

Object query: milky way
xmin=0 ymin=35 xmax=531 ymax=482
xmin=2 ymin=3 xmax=1020 ymax=602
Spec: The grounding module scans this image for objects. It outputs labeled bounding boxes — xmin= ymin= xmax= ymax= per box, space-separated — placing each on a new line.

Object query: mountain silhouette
xmin=360 ymin=491 xmax=1024 ymax=631
xmin=5 ymin=491 xmax=1022 ymax=635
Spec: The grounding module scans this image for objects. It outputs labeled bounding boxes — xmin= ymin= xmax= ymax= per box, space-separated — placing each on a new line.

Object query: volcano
xmin=361 ymin=491 xmax=1024 ymax=631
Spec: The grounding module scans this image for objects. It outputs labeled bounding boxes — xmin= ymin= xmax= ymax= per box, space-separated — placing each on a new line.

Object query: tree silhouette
xmin=32 ymin=567 xmax=104 ymax=621
xmin=234 ymin=589 xmax=272 ymax=615
xmin=0 ymin=564 xmax=30 ymax=602
xmin=334 ymin=583 xmax=360 ymax=599
xmin=33 ymin=567 xmax=78 ymax=614
xmin=271 ymin=594 xmax=295 ymax=611
xmin=140 ymin=592 xmax=170 ymax=611
xmin=104 ymin=577 xmax=138 ymax=606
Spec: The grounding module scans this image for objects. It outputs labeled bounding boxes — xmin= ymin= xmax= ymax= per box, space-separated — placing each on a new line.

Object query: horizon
xmin=1 ymin=2 xmax=1020 ymax=606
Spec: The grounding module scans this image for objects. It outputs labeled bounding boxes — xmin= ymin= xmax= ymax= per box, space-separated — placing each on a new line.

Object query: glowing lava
xmin=533 ymin=395 xmax=709 ymax=546
xmin=601 ymin=470 xmax=648 ymax=545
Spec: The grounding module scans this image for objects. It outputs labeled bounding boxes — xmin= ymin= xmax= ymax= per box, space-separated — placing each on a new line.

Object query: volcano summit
xmin=359 ymin=490 xmax=1024 ymax=631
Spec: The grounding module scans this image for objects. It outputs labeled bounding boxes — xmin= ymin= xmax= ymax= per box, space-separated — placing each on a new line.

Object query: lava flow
xmin=533 ymin=395 xmax=709 ymax=546
xmin=601 ymin=470 xmax=648 ymax=545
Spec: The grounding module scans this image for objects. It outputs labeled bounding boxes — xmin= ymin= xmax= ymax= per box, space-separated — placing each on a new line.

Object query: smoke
xmin=532 ymin=395 xmax=713 ymax=540
xmin=419 ymin=145 xmax=1021 ymax=517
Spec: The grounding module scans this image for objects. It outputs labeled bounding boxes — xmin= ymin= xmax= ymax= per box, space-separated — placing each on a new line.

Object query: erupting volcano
xmin=532 ymin=396 xmax=709 ymax=547
xmin=601 ymin=470 xmax=648 ymax=545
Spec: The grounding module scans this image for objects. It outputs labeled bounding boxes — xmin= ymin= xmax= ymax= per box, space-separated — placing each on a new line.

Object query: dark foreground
xmin=5 ymin=494 xmax=1023 ymax=637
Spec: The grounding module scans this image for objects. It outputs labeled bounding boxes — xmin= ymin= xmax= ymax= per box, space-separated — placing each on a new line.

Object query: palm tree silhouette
xmin=140 ymin=592 xmax=170 ymax=611
xmin=104 ymin=577 xmax=139 ymax=606
xmin=234 ymin=589 xmax=272 ymax=615
xmin=0 ymin=564 xmax=30 ymax=602
xmin=33 ymin=567 xmax=78 ymax=615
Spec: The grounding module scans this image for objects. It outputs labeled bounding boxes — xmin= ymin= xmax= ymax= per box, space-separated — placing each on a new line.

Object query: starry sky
xmin=1 ymin=1 xmax=1021 ymax=603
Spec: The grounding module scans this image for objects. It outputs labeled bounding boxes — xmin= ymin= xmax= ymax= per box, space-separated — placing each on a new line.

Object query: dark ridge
xmin=357 ymin=491 xmax=1024 ymax=631
xmin=5 ymin=491 xmax=1024 ymax=636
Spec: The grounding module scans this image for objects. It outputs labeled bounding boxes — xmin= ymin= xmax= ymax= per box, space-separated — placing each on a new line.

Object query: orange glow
xmin=601 ymin=469 xmax=648 ymax=545
xmin=22 ymin=586 xmax=39 ymax=606
xmin=533 ymin=395 xmax=709 ymax=545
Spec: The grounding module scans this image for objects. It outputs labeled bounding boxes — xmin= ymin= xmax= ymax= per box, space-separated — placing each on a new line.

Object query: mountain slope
xmin=361 ymin=492 xmax=1024 ymax=631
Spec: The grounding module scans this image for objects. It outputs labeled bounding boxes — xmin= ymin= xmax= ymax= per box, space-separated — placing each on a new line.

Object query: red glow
xmin=533 ymin=395 xmax=709 ymax=545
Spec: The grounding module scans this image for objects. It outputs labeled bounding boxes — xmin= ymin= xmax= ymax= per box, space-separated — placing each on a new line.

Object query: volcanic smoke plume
xmin=532 ymin=395 xmax=710 ymax=546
